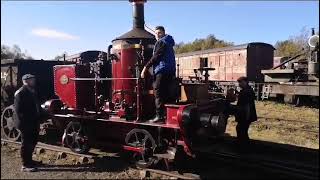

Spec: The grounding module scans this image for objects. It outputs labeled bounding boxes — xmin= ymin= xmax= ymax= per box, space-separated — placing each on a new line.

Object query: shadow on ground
xmin=35 ymin=153 xmax=134 ymax=173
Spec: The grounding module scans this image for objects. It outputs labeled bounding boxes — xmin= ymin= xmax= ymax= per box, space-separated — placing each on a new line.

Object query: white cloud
xmin=31 ymin=28 xmax=79 ymax=40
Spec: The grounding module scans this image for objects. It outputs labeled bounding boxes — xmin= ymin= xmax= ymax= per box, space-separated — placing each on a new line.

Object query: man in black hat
xmin=14 ymin=74 xmax=46 ymax=172
xmin=234 ymin=76 xmax=257 ymax=150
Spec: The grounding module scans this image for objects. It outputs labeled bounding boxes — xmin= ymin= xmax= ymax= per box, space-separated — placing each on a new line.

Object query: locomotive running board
xmin=122 ymin=145 xmax=144 ymax=153
xmin=53 ymin=114 xmax=180 ymax=129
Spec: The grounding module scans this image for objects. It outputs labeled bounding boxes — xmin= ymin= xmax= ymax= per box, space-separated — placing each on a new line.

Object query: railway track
xmin=1 ymin=138 xmax=97 ymax=165
xmin=2 ymin=138 xmax=318 ymax=179
xmin=1 ymin=138 xmax=198 ymax=179
xmin=139 ymin=168 xmax=200 ymax=179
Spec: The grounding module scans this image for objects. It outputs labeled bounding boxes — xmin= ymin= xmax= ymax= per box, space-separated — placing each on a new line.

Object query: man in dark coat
xmin=140 ymin=26 xmax=176 ymax=123
xmin=234 ymin=76 xmax=257 ymax=145
xmin=14 ymin=74 xmax=46 ymax=172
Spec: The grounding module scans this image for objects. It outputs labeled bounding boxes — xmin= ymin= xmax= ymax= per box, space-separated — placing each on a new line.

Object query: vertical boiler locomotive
xmin=43 ymin=0 xmax=230 ymax=168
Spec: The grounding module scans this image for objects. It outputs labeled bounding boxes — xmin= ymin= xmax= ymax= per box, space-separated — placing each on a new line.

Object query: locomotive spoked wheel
xmin=64 ymin=121 xmax=90 ymax=154
xmin=125 ymin=129 xmax=157 ymax=168
xmin=1 ymin=105 xmax=21 ymax=141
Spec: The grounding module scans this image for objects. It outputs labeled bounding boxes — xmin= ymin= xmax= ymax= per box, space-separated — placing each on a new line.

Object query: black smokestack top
xmin=112 ymin=0 xmax=155 ymax=41
xmin=131 ymin=0 xmax=146 ymax=29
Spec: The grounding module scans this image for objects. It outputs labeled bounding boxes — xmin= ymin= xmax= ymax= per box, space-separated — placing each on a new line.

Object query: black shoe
xmin=149 ymin=116 xmax=165 ymax=123
xmin=21 ymin=166 xmax=38 ymax=172
xmin=30 ymin=160 xmax=43 ymax=167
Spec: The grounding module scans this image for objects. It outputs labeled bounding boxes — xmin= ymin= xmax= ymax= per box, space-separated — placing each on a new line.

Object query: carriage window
xmin=200 ymin=57 xmax=208 ymax=68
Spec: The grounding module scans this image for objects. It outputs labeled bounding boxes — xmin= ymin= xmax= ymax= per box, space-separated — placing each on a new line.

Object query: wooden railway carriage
xmin=176 ymin=43 xmax=275 ymax=83
xmin=175 ymin=43 xmax=275 ymax=101
xmin=176 ymin=38 xmax=319 ymax=105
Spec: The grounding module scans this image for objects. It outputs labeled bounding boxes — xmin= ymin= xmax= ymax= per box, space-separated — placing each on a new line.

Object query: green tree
xmin=274 ymin=40 xmax=302 ymax=57
xmin=174 ymin=34 xmax=233 ymax=54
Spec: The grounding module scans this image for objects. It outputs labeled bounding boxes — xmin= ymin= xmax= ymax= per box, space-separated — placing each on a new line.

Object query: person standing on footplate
xmin=140 ymin=26 xmax=176 ymax=123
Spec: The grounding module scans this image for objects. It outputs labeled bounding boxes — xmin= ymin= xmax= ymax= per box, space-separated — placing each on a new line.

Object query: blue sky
xmin=1 ymin=1 xmax=319 ymax=60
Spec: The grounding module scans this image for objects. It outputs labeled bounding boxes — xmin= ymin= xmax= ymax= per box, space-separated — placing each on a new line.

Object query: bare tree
xmin=54 ymin=51 xmax=68 ymax=61
xmin=1 ymin=44 xmax=33 ymax=60
xmin=274 ymin=27 xmax=313 ymax=57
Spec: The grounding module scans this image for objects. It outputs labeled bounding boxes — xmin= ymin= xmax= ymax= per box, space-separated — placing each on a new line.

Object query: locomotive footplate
xmin=53 ymin=114 xmax=181 ymax=129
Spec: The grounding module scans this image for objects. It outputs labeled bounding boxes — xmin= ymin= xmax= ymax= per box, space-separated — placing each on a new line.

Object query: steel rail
xmin=2 ymin=138 xmax=318 ymax=179
xmin=139 ymin=168 xmax=200 ymax=179
xmin=1 ymin=138 xmax=94 ymax=158
xmin=1 ymin=138 xmax=199 ymax=179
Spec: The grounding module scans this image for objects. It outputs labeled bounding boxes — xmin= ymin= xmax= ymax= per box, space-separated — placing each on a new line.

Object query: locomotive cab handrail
xmin=70 ymin=77 xmax=138 ymax=81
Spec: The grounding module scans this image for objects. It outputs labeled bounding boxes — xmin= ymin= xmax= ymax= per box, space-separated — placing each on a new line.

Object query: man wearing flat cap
xmin=14 ymin=74 xmax=46 ymax=172
xmin=234 ymin=76 xmax=257 ymax=151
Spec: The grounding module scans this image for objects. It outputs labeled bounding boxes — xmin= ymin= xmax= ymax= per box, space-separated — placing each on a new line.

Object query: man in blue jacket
xmin=141 ymin=26 xmax=176 ymax=123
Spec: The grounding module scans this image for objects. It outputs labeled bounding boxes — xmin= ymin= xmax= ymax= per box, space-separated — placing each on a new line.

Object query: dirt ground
xmin=1 ymin=143 xmax=292 ymax=180
xmin=1 ymin=144 xmax=171 ymax=179
xmin=1 ymin=101 xmax=319 ymax=179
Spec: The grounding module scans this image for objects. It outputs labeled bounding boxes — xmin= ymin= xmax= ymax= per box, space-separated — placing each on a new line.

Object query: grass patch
xmin=226 ymin=101 xmax=319 ymax=149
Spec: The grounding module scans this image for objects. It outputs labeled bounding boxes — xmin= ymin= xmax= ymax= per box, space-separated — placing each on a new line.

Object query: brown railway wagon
xmin=1 ymin=51 xmax=107 ymax=112
xmin=176 ymin=42 xmax=275 ymax=82
xmin=57 ymin=50 xmax=108 ymax=64
xmin=1 ymin=59 xmax=72 ymax=112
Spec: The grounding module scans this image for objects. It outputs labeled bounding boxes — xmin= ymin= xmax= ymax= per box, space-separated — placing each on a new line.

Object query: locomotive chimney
xmin=311 ymin=28 xmax=315 ymax=36
xmin=130 ymin=0 xmax=146 ymax=29
xmin=112 ymin=0 xmax=154 ymax=42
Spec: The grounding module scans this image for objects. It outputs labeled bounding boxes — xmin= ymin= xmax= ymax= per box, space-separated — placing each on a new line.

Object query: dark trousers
xmin=153 ymin=73 xmax=175 ymax=117
xmin=236 ymin=121 xmax=250 ymax=142
xmin=227 ymin=104 xmax=251 ymax=142
xmin=20 ymin=127 xmax=39 ymax=166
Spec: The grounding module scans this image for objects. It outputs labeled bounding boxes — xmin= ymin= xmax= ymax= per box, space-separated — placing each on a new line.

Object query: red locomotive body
xmin=41 ymin=0 xmax=230 ymax=168
xmin=54 ymin=64 xmax=95 ymax=111
xmin=112 ymin=48 xmax=137 ymax=105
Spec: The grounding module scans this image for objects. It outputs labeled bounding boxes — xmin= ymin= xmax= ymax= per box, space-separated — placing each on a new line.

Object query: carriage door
xmin=200 ymin=57 xmax=208 ymax=68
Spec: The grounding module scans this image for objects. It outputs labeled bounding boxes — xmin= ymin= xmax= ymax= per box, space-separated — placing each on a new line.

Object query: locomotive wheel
xmin=64 ymin=121 xmax=90 ymax=154
xmin=1 ymin=105 xmax=21 ymax=141
xmin=125 ymin=129 xmax=157 ymax=168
